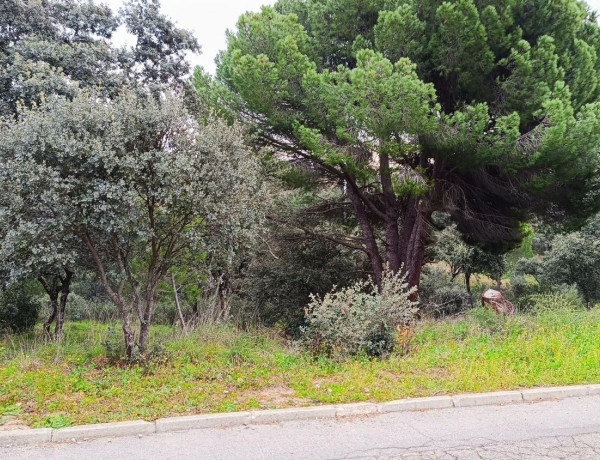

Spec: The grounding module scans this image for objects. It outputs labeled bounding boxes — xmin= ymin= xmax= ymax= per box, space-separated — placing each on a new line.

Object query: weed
xmin=1 ymin=309 xmax=600 ymax=427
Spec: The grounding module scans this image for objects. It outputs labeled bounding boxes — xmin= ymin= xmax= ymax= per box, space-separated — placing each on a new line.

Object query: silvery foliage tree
xmin=0 ymin=91 xmax=266 ymax=356
xmin=0 ymin=176 xmax=77 ymax=340
xmin=0 ymin=0 xmax=199 ymax=338
xmin=0 ymin=0 xmax=199 ymax=117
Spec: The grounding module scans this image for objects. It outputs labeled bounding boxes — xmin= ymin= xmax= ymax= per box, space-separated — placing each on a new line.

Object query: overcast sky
xmin=104 ymin=0 xmax=600 ymax=75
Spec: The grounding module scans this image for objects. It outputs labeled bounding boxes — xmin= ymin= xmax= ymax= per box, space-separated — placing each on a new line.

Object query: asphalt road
xmin=3 ymin=395 xmax=600 ymax=459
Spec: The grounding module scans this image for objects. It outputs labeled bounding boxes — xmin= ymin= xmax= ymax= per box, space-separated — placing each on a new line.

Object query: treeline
xmin=1 ymin=0 xmax=600 ymax=359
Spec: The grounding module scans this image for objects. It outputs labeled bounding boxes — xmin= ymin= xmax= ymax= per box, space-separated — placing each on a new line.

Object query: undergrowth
xmin=1 ymin=308 xmax=600 ymax=427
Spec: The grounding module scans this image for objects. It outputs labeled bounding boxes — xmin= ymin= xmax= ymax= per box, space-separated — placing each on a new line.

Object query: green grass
xmin=2 ymin=307 xmax=600 ymax=428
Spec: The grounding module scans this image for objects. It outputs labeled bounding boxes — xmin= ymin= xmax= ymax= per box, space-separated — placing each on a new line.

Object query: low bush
xmin=519 ymin=284 xmax=585 ymax=313
xmin=240 ymin=238 xmax=360 ymax=335
xmin=302 ymin=269 xmax=418 ymax=358
xmin=418 ymin=267 xmax=472 ymax=317
xmin=63 ymin=293 xmax=117 ymax=323
xmin=0 ymin=282 xmax=41 ymax=334
xmin=467 ymin=307 xmax=507 ymax=335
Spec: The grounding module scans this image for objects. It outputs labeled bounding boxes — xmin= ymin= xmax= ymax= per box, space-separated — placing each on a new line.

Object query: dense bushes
xmin=513 ymin=230 xmax=600 ymax=306
xmin=0 ymin=282 xmax=41 ymax=333
xmin=520 ymin=285 xmax=585 ymax=313
xmin=302 ymin=270 xmax=417 ymax=358
xmin=418 ymin=267 xmax=473 ymax=317
xmin=239 ymin=238 xmax=360 ymax=333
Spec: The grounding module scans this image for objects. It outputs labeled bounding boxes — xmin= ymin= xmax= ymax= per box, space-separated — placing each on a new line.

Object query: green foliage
xmin=0 ymin=282 xmax=41 ymax=334
xmin=418 ymin=267 xmax=472 ymax=317
xmin=374 ymin=4 xmax=425 ymax=64
xmin=432 ymin=223 xmax=506 ymax=286
xmin=520 ymin=285 xmax=585 ymax=313
xmin=0 ymin=90 xmax=267 ymax=354
xmin=4 ymin=310 xmax=600 ymax=427
xmin=239 ymin=238 xmax=360 ymax=333
xmin=429 ymin=0 xmax=495 ymax=93
xmin=514 ymin=230 xmax=600 ymax=305
xmin=63 ymin=294 xmax=118 ymax=323
xmin=216 ymin=0 xmax=600 ymax=289
xmin=466 ymin=307 xmax=506 ymax=335
xmin=303 ymin=270 xmax=418 ymax=358
xmin=0 ymin=0 xmax=199 ymax=118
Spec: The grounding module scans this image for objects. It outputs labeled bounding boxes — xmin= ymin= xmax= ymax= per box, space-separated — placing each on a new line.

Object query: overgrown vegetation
xmin=303 ymin=269 xmax=417 ymax=358
xmin=2 ymin=0 xmax=600 ymax=429
xmin=0 ymin=282 xmax=41 ymax=334
xmin=2 ymin=309 xmax=600 ymax=428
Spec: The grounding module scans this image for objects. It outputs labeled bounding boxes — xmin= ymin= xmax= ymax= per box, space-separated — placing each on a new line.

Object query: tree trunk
xmin=82 ymin=232 xmax=136 ymax=359
xmin=465 ymin=271 xmax=474 ymax=307
xmin=39 ymin=275 xmax=60 ymax=340
xmin=53 ymin=269 xmax=73 ymax=341
xmin=121 ymin=314 xmax=135 ymax=358
xmin=138 ymin=291 xmax=155 ymax=354
xmin=192 ymin=301 xmax=199 ymax=322
xmin=398 ymin=198 xmax=430 ymax=295
xmin=380 ymin=152 xmax=402 ymax=273
xmin=346 ymin=181 xmax=383 ymax=288
xmin=43 ymin=291 xmax=59 ymax=340
xmin=172 ymin=273 xmax=187 ymax=335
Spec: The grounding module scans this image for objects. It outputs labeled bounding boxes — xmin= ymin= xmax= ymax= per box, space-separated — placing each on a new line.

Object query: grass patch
xmin=2 ymin=308 xmax=600 ymax=427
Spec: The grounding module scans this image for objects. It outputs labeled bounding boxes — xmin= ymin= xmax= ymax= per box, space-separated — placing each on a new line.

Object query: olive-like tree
xmin=0 ymin=91 xmax=265 ymax=356
xmin=0 ymin=0 xmax=200 ymax=337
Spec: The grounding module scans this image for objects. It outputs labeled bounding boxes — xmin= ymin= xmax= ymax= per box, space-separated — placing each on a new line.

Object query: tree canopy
xmin=0 ymin=0 xmax=199 ymax=118
xmin=0 ymin=0 xmax=201 ymax=340
xmin=215 ymin=0 xmax=600 ymax=290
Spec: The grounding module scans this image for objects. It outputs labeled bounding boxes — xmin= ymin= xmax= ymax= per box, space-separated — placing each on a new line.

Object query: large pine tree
xmin=216 ymin=0 xmax=600 ymax=290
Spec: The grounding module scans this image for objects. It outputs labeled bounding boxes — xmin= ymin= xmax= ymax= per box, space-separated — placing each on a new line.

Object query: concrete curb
xmin=155 ymin=412 xmax=252 ymax=433
xmin=2 ymin=384 xmax=598 ymax=447
xmin=0 ymin=428 xmax=51 ymax=446
xmin=51 ymin=420 xmax=155 ymax=442
xmin=453 ymin=390 xmax=523 ymax=407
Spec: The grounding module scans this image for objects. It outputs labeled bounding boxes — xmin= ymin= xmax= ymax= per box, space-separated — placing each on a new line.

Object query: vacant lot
xmin=1 ymin=307 xmax=600 ymax=429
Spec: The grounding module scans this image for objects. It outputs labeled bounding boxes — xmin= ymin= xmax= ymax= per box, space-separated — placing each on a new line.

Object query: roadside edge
xmin=2 ymin=383 xmax=599 ymax=446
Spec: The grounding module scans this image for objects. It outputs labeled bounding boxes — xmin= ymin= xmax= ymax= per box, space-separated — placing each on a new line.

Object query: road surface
xmin=3 ymin=395 xmax=600 ymax=459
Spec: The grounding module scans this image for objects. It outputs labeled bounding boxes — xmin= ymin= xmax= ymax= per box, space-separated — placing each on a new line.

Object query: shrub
xmin=507 ymin=271 xmax=542 ymax=302
xmin=418 ymin=267 xmax=472 ymax=317
xmin=302 ymin=269 xmax=417 ymax=358
xmin=0 ymin=282 xmax=41 ymax=333
xmin=520 ymin=285 xmax=585 ymax=313
xmin=467 ymin=307 xmax=506 ymax=335
xmin=239 ymin=238 xmax=360 ymax=335
xmin=63 ymin=293 xmax=117 ymax=323
xmin=514 ymin=233 xmax=600 ymax=306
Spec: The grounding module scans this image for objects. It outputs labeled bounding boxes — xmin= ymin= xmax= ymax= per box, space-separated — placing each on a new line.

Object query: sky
xmin=104 ymin=0 xmax=600 ymax=75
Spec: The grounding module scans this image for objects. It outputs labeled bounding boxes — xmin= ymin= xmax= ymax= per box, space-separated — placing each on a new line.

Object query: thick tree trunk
xmin=380 ymin=152 xmax=402 ymax=273
xmin=398 ymin=198 xmax=430 ymax=294
xmin=346 ymin=181 xmax=383 ymax=288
